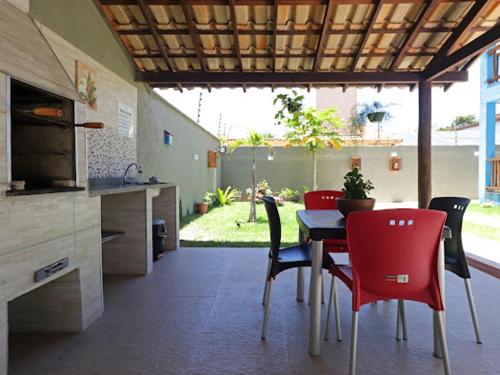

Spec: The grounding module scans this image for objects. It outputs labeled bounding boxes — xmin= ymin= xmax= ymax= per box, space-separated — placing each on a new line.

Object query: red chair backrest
xmin=304 ymin=190 xmax=344 ymax=210
xmin=346 ymin=209 xmax=447 ymax=311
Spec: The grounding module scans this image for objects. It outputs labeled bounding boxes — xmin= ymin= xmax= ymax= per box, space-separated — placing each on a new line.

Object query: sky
xmin=156 ymin=61 xmax=481 ymax=144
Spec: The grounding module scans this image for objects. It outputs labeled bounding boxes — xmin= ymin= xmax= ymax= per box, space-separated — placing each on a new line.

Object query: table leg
xmin=296 ymin=229 xmax=306 ymax=302
xmin=309 ymin=239 xmax=323 ymax=356
xmin=297 ymin=268 xmax=305 ymax=302
xmin=434 ymin=238 xmax=446 ymax=358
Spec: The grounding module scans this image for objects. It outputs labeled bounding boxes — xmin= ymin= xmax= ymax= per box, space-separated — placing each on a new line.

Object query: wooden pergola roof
xmin=97 ymin=0 xmax=499 ymax=90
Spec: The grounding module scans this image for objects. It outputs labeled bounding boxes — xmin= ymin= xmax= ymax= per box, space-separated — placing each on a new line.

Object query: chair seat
xmin=330 ymin=264 xmax=353 ymax=290
xmin=324 ymin=238 xmax=348 ymax=253
xmin=269 ymin=244 xmax=333 ymax=278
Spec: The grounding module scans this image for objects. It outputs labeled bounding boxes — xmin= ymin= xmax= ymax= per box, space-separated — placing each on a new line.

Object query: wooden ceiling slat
xmin=228 ymin=0 xmax=243 ymax=72
xmin=313 ymin=0 xmax=335 ymax=71
xmin=100 ymin=0 xmax=467 ymax=5
xmin=116 ymin=26 xmax=490 ymax=36
xmin=133 ymin=51 xmax=435 ymax=59
xmin=180 ymin=0 xmax=207 ymax=71
xmin=137 ymin=0 xmax=174 ymax=71
xmin=390 ymin=0 xmax=440 ymax=70
xmin=350 ymin=0 xmax=385 ymax=71
xmin=426 ymin=0 xmax=491 ymax=73
xmin=424 ymin=23 xmax=500 ymax=80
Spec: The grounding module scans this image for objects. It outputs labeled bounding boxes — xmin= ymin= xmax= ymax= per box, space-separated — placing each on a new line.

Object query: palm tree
xmin=230 ymin=131 xmax=273 ymax=223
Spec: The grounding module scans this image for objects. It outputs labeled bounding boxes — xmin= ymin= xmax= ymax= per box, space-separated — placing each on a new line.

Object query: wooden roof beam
xmin=137 ymin=70 xmax=468 ymax=85
xmin=390 ymin=0 xmax=439 ymax=70
xmin=228 ymin=0 xmax=243 ymax=72
xmin=137 ymin=0 xmax=174 ymax=71
xmin=351 ymin=0 xmax=385 ymax=71
xmin=180 ymin=1 xmax=207 ymax=71
xmin=271 ymin=0 xmax=278 ymax=72
xmin=424 ymin=23 xmax=500 ymax=80
xmin=313 ymin=0 xmax=335 ymax=71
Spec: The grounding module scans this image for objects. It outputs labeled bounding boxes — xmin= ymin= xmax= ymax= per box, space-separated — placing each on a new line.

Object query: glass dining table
xmin=296 ymin=209 xmax=451 ymax=358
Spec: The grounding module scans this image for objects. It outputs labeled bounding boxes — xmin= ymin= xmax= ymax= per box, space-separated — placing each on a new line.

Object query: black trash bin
xmin=152 ymin=219 xmax=167 ymax=261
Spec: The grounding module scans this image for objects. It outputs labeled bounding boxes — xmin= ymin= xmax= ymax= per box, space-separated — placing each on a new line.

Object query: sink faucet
xmin=124 ymin=163 xmax=142 ymax=184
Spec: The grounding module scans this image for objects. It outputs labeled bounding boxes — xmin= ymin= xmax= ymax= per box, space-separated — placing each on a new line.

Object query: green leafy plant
xmin=341 ymin=168 xmax=374 ymax=199
xmin=214 ymin=187 xmax=240 ymax=207
xmin=274 ymin=91 xmax=344 ymax=190
xmin=230 ymin=131 xmax=273 ymax=222
xmin=203 ymin=192 xmax=215 ymax=204
xmin=278 ymin=187 xmax=300 ymax=202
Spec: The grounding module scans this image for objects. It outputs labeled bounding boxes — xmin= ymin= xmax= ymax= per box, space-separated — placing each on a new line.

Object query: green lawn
xmin=180 ymin=200 xmax=500 ymax=248
xmin=463 ymin=222 xmax=500 ymax=242
xmin=467 ymin=202 xmax=500 ymax=217
xmin=463 ymin=202 xmax=500 ymax=242
xmin=180 ymin=201 xmax=302 ymax=247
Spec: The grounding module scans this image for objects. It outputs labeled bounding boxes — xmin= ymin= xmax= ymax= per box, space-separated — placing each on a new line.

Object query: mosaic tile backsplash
xmin=87 ymin=126 xmax=137 ymax=178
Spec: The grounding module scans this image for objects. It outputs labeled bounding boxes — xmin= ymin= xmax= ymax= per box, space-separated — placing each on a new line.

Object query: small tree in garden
xmin=230 ymin=131 xmax=273 ymax=223
xmin=274 ymin=91 xmax=344 ymax=190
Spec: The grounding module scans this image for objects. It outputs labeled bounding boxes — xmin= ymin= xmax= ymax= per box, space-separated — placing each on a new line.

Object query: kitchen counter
xmin=89 ymin=182 xmax=175 ymax=197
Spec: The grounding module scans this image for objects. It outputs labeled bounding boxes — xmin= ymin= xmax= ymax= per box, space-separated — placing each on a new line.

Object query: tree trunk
xmin=249 ymin=148 xmax=257 ymax=222
xmin=312 ymin=152 xmax=318 ymax=191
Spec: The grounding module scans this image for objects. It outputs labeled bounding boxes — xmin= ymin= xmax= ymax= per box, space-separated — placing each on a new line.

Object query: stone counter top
xmin=89 ymin=182 xmax=175 ymax=197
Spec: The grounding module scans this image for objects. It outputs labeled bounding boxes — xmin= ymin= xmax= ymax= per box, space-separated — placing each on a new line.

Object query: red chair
xmin=326 ymin=209 xmax=450 ymax=375
xmin=304 ymin=190 xmax=347 ymax=253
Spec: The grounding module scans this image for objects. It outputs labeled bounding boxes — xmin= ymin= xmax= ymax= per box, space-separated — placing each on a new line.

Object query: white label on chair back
xmin=397 ymin=274 xmax=409 ymax=283
xmin=385 ymin=274 xmax=409 ymax=283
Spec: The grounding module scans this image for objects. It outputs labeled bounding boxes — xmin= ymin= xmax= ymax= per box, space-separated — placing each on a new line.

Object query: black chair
xmin=397 ymin=197 xmax=482 ymax=343
xmin=429 ymin=197 xmax=482 ymax=344
xmin=260 ymin=196 xmax=334 ymax=339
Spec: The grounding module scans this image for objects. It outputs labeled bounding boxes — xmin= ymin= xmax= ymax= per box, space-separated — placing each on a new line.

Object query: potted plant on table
xmin=195 ymin=192 xmax=214 ymax=214
xmin=336 ymin=168 xmax=375 ymax=217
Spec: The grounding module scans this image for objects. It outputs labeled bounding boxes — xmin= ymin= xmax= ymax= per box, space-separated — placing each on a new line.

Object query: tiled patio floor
xmin=9 ymin=247 xmax=500 ymax=375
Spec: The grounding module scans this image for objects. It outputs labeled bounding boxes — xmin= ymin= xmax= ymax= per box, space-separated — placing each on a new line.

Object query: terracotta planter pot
xmin=336 ymin=198 xmax=376 ymax=217
xmin=195 ymin=202 xmax=209 ymax=214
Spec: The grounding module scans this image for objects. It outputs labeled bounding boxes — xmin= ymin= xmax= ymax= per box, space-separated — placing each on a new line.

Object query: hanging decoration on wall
xmin=208 ymin=150 xmax=217 ymax=168
xmin=351 ymin=157 xmax=361 ymax=170
xmin=164 ymin=130 xmax=173 ymax=145
xmin=75 ymin=61 xmax=97 ymax=110
xmin=390 ymin=156 xmax=402 ymax=171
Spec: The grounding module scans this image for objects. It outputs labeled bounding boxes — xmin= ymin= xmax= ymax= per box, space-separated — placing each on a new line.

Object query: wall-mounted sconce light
xmin=390 ymin=152 xmax=398 ymax=157
xmin=193 ymin=153 xmax=199 ymax=161
xmin=474 ymin=151 xmax=479 ymax=156
xmin=390 ymin=156 xmax=402 ymax=171
xmin=218 ymin=145 xmax=227 ymax=154
xmin=351 ymin=156 xmax=361 ymax=170
xmin=267 ymin=149 xmax=275 ymax=161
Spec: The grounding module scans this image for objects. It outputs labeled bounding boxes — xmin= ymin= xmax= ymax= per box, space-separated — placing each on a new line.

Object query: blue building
xmin=479 ymin=45 xmax=500 ymax=204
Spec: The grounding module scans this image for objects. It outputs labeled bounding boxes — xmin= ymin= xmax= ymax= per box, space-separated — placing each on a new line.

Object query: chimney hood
xmin=0 ymin=0 xmax=79 ymax=101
